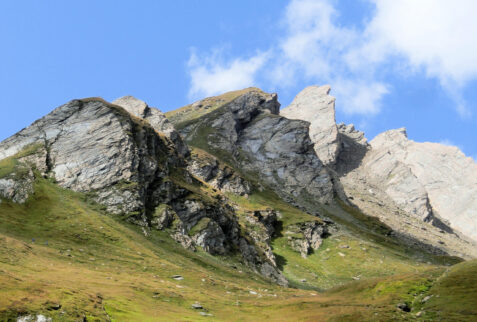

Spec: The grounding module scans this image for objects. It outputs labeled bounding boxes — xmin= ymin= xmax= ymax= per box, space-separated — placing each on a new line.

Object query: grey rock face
xmin=239 ymin=115 xmax=333 ymax=203
xmin=285 ymin=221 xmax=327 ymax=258
xmin=179 ymin=89 xmax=333 ymax=204
xmin=0 ymin=174 xmax=34 ymax=204
xmin=112 ymin=96 xmax=189 ymax=157
xmin=338 ymin=127 xmax=477 ymax=257
xmin=0 ymin=98 xmax=183 ymax=216
xmin=369 ymin=129 xmax=477 ymax=241
xmin=191 ymin=219 xmax=227 ymax=255
xmin=0 ymin=97 xmax=286 ymax=284
xmin=244 ymin=210 xmax=279 ymax=266
xmin=335 ymin=123 xmax=369 ymax=174
xmin=281 ymin=85 xmax=340 ymax=166
xmin=361 ymin=129 xmax=434 ymax=222
xmin=282 ymin=85 xmax=477 ymax=257
xmin=238 ymin=238 xmax=288 ymax=286
xmin=187 ymin=149 xmax=251 ymax=195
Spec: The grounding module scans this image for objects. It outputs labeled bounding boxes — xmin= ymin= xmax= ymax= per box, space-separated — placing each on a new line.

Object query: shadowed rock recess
xmin=1 ymin=85 xmax=477 ymax=320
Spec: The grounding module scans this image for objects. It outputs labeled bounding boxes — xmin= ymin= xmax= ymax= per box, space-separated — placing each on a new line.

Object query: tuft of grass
xmin=0 ymin=156 xmax=19 ymax=179
xmin=420 ymin=260 xmax=477 ymax=319
xmin=189 ymin=217 xmax=211 ymax=236
xmin=0 ymin=143 xmax=43 ymax=179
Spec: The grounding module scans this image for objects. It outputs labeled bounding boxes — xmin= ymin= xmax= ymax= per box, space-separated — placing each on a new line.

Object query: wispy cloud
xmin=186 ymin=0 xmax=477 ymax=117
xmin=356 ymin=0 xmax=477 ymax=117
xmin=187 ymin=48 xmax=269 ymax=100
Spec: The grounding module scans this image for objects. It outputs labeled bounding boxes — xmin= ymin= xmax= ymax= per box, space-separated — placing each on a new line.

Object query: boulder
xmin=285 ymin=221 xmax=328 ymax=258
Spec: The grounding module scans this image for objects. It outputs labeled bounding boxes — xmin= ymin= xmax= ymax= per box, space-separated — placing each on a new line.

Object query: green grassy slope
xmin=1 ymin=175 xmax=475 ymax=321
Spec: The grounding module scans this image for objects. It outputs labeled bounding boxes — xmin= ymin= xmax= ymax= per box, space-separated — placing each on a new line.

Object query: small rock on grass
xmin=191 ymin=303 xmax=203 ymax=309
xmin=396 ymin=302 xmax=410 ymax=312
xmin=421 ymin=295 xmax=432 ymax=303
xmin=171 ymin=275 xmax=183 ymax=280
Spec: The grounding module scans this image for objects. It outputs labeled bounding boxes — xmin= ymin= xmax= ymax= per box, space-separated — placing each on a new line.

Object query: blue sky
xmin=1 ymin=0 xmax=476 ymax=161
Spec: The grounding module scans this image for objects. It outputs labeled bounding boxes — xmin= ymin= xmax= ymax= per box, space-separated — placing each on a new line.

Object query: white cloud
xmin=272 ymin=0 xmax=388 ymax=114
xmin=333 ymin=79 xmax=389 ymax=115
xmin=346 ymin=0 xmax=477 ymax=117
xmin=186 ymin=0 xmax=477 ymax=117
xmin=187 ymin=49 xmax=268 ymax=99
xmin=366 ymin=1 xmax=477 ymax=85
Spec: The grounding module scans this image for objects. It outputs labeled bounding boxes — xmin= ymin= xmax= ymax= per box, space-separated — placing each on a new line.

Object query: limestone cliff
xmin=281 ymin=85 xmax=340 ymax=166
xmin=283 ymin=85 xmax=477 ymax=258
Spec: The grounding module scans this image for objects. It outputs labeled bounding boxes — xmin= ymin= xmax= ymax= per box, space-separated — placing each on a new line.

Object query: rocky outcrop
xmin=112 ymin=96 xmax=189 ymax=157
xmin=279 ymin=86 xmax=369 ymax=174
xmin=244 ymin=210 xmax=279 ymax=265
xmin=283 ymin=85 xmax=477 ymax=257
xmin=0 ymin=98 xmax=184 ymax=218
xmin=187 ymin=149 xmax=251 ymax=195
xmin=335 ymin=123 xmax=369 ymax=174
xmin=176 ymin=89 xmax=333 ymax=204
xmin=361 ymin=129 xmax=435 ymax=223
xmin=285 ymin=221 xmax=328 ymax=258
xmin=0 ymin=97 xmax=287 ymax=285
xmin=338 ymin=128 xmax=477 ymax=257
xmin=367 ymin=129 xmax=477 ymax=241
xmin=0 ymin=172 xmax=34 ymax=204
xmin=281 ymin=85 xmax=340 ymax=166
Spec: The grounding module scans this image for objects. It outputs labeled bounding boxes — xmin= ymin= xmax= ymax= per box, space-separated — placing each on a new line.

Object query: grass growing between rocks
xmin=0 ymin=177 xmax=475 ymax=321
xmin=166 ymin=88 xmax=262 ymax=129
xmin=225 ymin=189 xmax=451 ymax=291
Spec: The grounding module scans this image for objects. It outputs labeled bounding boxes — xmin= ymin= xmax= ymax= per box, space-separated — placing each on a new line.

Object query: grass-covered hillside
xmin=1 ymin=173 xmax=475 ymax=321
xmin=1 ymin=90 xmax=476 ymax=321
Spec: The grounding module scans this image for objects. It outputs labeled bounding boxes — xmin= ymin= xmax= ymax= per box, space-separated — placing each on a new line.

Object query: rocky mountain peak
xmin=113 ymin=95 xmax=189 ymax=157
xmin=112 ymin=95 xmax=149 ymax=117
xmin=172 ymin=88 xmax=333 ymax=205
xmin=280 ymin=85 xmax=339 ymax=166
xmin=282 ymin=85 xmax=476 ymax=257
xmin=371 ymin=127 xmax=409 ymax=149
xmin=0 ymin=95 xmax=289 ymax=285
